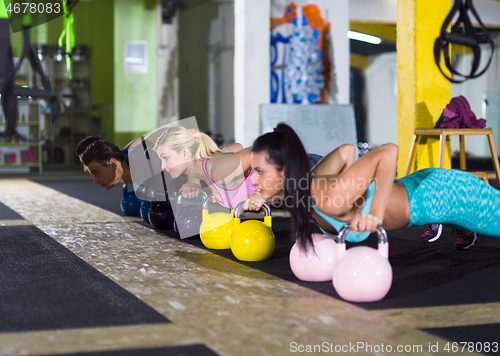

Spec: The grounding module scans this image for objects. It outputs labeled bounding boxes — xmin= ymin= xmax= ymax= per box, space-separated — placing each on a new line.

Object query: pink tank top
xmin=202 ymin=157 xmax=255 ymax=209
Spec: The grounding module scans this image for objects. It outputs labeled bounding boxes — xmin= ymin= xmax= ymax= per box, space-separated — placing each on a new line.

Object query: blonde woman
xmin=153 ymin=126 xmax=254 ymax=209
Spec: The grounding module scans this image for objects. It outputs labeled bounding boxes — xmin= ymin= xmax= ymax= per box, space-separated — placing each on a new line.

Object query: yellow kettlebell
xmin=199 ymin=192 xmax=235 ymax=249
xmin=230 ymin=202 xmax=275 ymax=261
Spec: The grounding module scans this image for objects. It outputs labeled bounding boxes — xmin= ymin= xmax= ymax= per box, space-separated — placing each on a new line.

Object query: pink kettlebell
xmin=289 ymin=233 xmax=337 ymax=282
xmin=332 ymin=224 xmax=392 ymax=303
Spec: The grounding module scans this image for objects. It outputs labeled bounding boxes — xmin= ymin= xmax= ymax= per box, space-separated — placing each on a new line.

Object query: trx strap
xmin=58 ymin=0 xmax=75 ymax=80
xmin=0 ymin=17 xmax=60 ymax=142
xmin=0 ymin=18 xmax=17 ymax=140
xmin=434 ymin=0 xmax=495 ymax=83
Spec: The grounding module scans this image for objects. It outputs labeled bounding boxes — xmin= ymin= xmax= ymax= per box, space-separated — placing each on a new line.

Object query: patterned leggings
xmin=395 ymin=168 xmax=500 ymax=237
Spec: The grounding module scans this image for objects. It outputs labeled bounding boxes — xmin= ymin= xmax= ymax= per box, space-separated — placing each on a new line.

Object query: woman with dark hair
xmin=245 ymin=123 xmax=500 ymax=251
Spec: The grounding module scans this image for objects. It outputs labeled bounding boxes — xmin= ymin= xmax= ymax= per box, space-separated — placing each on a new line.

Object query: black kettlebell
xmin=173 ymin=192 xmax=204 ymax=239
xmin=148 ymin=200 xmax=175 ymax=230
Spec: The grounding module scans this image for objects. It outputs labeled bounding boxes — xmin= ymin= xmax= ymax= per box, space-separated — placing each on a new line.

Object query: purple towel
xmin=436 ymin=95 xmax=486 ymax=129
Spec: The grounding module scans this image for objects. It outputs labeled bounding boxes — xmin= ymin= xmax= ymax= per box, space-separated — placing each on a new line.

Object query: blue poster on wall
xmin=270 ymin=3 xmax=332 ymax=104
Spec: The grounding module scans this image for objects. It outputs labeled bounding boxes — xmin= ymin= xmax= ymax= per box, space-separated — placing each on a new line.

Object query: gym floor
xmin=0 ymin=176 xmax=499 ymax=356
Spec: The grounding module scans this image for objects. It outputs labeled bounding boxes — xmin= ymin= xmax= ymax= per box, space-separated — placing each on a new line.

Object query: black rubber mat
xmin=178 ymin=224 xmax=500 ymax=310
xmin=0 ymin=224 xmax=169 ymax=332
xmin=0 ymin=200 xmax=25 ymax=219
xmin=423 ymin=323 xmax=500 ymax=355
xmin=31 ymin=178 xmax=500 ymax=311
xmin=34 ymin=344 xmax=219 ymax=356
xmin=32 ymin=178 xmax=125 ymax=216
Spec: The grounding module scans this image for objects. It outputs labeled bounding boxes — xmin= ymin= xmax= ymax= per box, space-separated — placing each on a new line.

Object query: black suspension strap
xmin=0 ymin=18 xmax=60 ymax=142
xmin=434 ymin=0 xmax=495 ymax=83
xmin=0 ymin=18 xmax=18 ymax=140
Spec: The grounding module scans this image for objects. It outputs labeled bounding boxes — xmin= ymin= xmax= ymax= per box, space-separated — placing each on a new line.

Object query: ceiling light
xmin=348 ymin=31 xmax=382 ymax=45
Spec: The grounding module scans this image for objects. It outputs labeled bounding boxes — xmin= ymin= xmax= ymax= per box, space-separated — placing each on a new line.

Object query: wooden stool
xmin=404 ymin=128 xmax=500 ymax=187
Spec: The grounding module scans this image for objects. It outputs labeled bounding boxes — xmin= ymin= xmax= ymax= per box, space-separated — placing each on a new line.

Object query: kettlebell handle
xmin=233 ymin=201 xmax=271 ymax=219
xmin=177 ymin=189 xmax=209 ymax=206
xmin=135 ymin=184 xmax=156 ymax=201
xmin=202 ymin=190 xmax=221 ymax=210
xmin=337 ymin=224 xmax=389 ymax=259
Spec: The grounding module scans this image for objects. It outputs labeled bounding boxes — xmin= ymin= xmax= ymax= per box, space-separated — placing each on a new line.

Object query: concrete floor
xmin=0 ymin=178 xmax=497 ymax=355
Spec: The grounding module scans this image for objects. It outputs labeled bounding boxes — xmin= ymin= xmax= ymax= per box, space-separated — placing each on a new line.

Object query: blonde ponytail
xmin=154 ymin=125 xmax=227 ymax=160
xmin=194 ymin=132 xmax=226 ymax=160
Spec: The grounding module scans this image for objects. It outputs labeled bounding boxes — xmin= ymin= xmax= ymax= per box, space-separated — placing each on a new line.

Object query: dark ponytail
xmin=252 ymin=123 xmax=312 ymax=250
xmin=81 ymin=139 xmax=125 ymax=167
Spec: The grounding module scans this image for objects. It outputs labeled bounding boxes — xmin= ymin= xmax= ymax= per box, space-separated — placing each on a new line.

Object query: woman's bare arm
xmin=210 ymin=147 xmax=252 ymax=184
xmin=221 ymin=143 xmax=243 ymax=152
xmin=312 ymin=143 xmax=399 ymax=233
xmin=311 ymin=144 xmax=356 ymax=176
xmin=179 ymin=142 xmax=243 ymax=198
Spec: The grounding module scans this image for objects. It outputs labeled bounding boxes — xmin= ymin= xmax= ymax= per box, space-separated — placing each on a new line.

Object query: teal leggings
xmin=395 ymin=168 xmax=500 ymax=237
